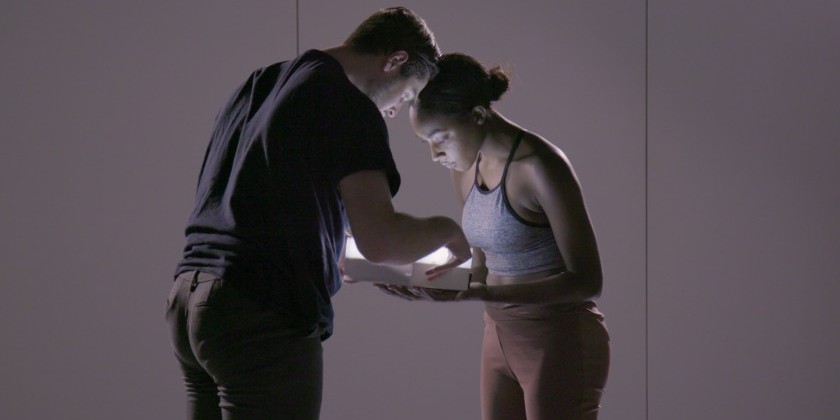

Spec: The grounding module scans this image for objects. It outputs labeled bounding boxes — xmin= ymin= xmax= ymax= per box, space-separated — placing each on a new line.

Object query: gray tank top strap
xmin=499 ymin=130 xmax=525 ymax=190
xmin=475 ymin=130 xmax=525 ymax=191
xmin=499 ymin=131 xmax=548 ymax=228
xmin=473 ymin=152 xmax=482 ymax=187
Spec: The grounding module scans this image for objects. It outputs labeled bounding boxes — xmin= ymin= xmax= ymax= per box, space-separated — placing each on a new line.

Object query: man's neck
xmin=323 ymin=45 xmax=381 ymax=97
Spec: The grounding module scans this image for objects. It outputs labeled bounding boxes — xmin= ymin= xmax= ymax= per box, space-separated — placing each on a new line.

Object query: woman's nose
xmin=430 ymin=145 xmax=444 ymax=160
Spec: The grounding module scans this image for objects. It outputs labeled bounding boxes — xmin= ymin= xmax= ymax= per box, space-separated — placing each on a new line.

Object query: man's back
xmin=175 ymin=49 xmax=400 ymax=335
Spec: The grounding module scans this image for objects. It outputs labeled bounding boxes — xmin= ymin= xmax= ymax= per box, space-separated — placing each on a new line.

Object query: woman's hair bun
xmin=486 ymin=66 xmax=510 ymax=102
xmin=418 ymin=53 xmax=511 ymax=115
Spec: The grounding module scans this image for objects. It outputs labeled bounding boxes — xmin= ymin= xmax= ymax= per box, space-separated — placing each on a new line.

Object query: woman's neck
xmin=478 ymin=111 xmax=523 ymax=163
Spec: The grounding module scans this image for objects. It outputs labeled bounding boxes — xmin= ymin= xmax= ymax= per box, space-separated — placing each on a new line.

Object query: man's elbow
xmin=353 ymin=230 xmax=400 ymax=264
xmin=356 ymin=240 xmax=390 ymax=264
xmin=348 ymin=213 xmax=399 ymax=264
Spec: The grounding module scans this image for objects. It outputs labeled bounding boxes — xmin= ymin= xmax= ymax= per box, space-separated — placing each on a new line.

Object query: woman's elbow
xmin=579 ymin=274 xmax=603 ymax=301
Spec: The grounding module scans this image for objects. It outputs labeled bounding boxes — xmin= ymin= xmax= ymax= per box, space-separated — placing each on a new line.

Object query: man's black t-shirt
xmin=175 ymin=50 xmax=400 ymax=339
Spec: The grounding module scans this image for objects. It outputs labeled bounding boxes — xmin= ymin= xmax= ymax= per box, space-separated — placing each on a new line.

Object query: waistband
xmin=175 ymin=270 xmax=221 ymax=290
xmin=485 ymin=301 xmax=602 ymax=321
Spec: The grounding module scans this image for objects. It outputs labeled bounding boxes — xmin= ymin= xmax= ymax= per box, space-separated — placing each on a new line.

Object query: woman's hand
xmin=456 ymin=281 xmax=489 ymax=301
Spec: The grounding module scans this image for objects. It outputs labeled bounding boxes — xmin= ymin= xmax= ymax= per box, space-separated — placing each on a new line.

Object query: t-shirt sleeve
xmin=317 ymin=84 xmax=401 ymax=196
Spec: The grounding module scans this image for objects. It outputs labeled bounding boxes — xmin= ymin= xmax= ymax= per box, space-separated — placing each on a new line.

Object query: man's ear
xmin=472 ymin=106 xmax=489 ymax=125
xmin=383 ymin=51 xmax=409 ymax=72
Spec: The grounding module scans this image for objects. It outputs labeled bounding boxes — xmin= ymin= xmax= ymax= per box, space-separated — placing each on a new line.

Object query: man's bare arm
xmin=339 ymin=170 xmax=470 ymax=265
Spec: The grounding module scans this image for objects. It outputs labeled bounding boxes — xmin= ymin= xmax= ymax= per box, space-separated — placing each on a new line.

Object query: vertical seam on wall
xmin=296 ymin=0 xmax=300 ymax=55
xmin=645 ymin=0 xmax=650 ymax=419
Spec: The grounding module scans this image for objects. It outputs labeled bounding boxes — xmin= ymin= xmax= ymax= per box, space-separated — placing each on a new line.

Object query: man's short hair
xmin=345 ymin=7 xmax=441 ymax=79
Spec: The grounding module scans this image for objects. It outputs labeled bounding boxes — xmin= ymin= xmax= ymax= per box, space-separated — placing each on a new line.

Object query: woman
xmin=383 ymin=53 xmax=610 ymax=420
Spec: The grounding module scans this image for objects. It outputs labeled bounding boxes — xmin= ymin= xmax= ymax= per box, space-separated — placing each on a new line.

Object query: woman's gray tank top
xmin=462 ymin=131 xmax=566 ymax=276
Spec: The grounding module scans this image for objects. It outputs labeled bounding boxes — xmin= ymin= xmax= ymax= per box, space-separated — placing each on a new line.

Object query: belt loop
xmin=189 ymin=271 xmax=200 ymax=291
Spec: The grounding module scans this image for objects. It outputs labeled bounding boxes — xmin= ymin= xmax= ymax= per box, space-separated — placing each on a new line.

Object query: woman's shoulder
xmin=508 ymin=131 xmax=584 ymax=208
xmin=515 ymin=131 xmax=574 ymax=179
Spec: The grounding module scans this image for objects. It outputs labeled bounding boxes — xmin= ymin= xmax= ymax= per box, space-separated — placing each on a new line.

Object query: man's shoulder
xmin=239 ymin=51 xmax=339 ymax=91
xmin=288 ymin=50 xmax=345 ymax=82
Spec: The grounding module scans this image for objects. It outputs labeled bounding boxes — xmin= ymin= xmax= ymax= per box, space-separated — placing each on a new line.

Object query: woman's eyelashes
xmin=431 ymin=134 xmax=449 ymax=145
xmin=416 ymin=135 xmax=447 ymax=145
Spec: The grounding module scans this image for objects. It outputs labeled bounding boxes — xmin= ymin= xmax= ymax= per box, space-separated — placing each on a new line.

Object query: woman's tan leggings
xmin=481 ymin=303 xmax=610 ymax=420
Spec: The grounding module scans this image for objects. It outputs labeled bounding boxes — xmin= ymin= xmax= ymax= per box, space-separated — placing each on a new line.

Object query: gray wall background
xmin=648 ymin=1 xmax=840 ymax=418
xmin=0 ymin=1 xmax=836 ymax=419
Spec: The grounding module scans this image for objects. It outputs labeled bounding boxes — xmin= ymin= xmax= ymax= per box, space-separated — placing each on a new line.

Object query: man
xmin=165 ymin=7 xmax=470 ymax=420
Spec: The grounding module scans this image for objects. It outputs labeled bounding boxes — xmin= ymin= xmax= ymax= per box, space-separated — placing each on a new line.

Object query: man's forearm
xmin=358 ymin=213 xmax=461 ymax=265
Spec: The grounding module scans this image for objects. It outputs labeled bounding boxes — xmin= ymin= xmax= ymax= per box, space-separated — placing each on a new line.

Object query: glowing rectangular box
xmin=344 ymin=237 xmax=471 ymax=291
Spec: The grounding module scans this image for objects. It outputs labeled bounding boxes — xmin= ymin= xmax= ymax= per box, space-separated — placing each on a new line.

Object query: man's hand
xmin=424 ymin=229 xmax=472 ymax=281
xmin=441 ymin=230 xmax=471 ymax=273
xmin=424 ymin=256 xmax=468 ymax=282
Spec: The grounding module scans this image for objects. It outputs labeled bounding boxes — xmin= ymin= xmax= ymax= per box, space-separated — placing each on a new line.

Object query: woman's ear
xmin=383 ymin=51 xmax=409 ymax=72
xmin=472 ymin=106 xmax=489 ymax=125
